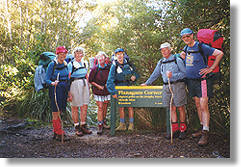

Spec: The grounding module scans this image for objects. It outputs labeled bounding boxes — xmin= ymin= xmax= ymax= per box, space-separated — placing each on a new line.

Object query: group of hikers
xmin=44 ymin=28 xmax=223 ymax=147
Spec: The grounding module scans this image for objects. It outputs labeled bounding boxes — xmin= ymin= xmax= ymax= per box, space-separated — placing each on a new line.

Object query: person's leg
xmin=71 ymin=106 xmax=83 ymax=136
xmin=198 ymin=97 xmax=209 ymax=146
xmin=71 ymin=106 xmax=79 ymax=124
xmin=128 ymin=107 xmax=134 ymax=131
xmin=116 ymin=107 xmax=126 ymax=131
xmin=52 ymin=111 xmax=65 ymax=136
xmin=192 ymin=97 xmax=203 ymax=138
xmin=194 ymin=97 xmax=202 ymax=125
xmin=80 ymin=104 xmax=92 ymax=134
xmin=103 ymin=100 xmax=110 ymax=129
xmin=178 ymin=106 xmax=187 ymax=139
xmin=97 ymin=101 xmax=104 ymax=135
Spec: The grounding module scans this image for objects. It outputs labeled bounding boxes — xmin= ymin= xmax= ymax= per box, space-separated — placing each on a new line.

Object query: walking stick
xmin=54 ymin=73 xmax=64 ymax=144
xmin=168 ymin=77 xmax=174 ymax=144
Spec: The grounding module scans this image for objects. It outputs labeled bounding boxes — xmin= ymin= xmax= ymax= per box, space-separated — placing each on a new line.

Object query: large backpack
xmin=34 ymin=52 xmax=56 ymax=92
xmin=196 ymin=29 xmax=224 ymax=73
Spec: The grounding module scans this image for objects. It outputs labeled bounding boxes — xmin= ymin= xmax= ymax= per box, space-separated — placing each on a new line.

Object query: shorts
xmin=162 ymin=82 xmax=187 ymax=107
xmin=49 ymin=81 xmax=68 ymax=113
xmin=94 ymin=95 xmax=111 ymax=102
xmin=70 ymin=79 xmax=90 ymax=107
xmin=186 ymin=78 xmax=213 ymax=98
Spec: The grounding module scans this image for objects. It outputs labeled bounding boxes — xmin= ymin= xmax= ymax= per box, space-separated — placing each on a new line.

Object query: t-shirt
xmin=185 ymin=41 xmax=215 ymax=79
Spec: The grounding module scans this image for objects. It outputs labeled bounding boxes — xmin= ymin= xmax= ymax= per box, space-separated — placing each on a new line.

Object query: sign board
xmin=116 ymin=86 xmax=164 ymax=107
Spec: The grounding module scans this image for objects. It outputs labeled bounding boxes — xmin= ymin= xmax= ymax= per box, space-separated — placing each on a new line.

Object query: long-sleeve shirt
xmin=45 ymin=59 xmax=69 ymax=86
xmin=89 ymin=64 xmax=110 ymax=96
xmin=145 ymin=54 xmax=186 ymax=85
xmin=107 ymin=59 xmax=139 ymax=95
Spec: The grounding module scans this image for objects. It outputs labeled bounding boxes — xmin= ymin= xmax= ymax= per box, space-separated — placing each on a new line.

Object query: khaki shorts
xmin=162 ymin=82 xmax=187 ymax=107
xmin=70 ymin=79 xmax=89 ymax=107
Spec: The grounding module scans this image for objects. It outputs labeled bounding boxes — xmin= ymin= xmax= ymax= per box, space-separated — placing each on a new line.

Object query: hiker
xmin=67 ymin=46 xmax=92 ymax=137
xmin=45 ymin=46 xmax=70 ymax=141
xmin=141 ymin=42 xmax=187 ymax=140
xmin=180 ymin=28 xmax=223 ymax=146
xmin=107 ymin=48 xmax=139 ymax=131
xmin=89 ymin=51 xmax=111 ymax=135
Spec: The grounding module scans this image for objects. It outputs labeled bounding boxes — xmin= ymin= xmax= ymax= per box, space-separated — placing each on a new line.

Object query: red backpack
xmin=197 ymin=29 xmax=224 ymax=73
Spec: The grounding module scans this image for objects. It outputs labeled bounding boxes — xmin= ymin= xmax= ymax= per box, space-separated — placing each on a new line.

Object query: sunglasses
xmin=181 ymin=34 xmax=192 ymax=39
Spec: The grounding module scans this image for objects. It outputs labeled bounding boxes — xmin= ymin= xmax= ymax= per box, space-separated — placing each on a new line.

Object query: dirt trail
xmin=0 ymin=118 xmax=230 ymax=158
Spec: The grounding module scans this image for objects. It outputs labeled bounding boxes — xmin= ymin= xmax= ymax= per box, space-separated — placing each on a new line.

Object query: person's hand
xmin=199 ymin=67 xmax=214 ymax=76
xmin=180 ymin=51 xmax=186 ymax=59
xmin=97 ymin=85 xmax=104 ymax=90
xmin=141 ymin=83 xmax=147 ymax=86
xmin=166 ymin=71 xmax=172 ymax=78
xmin=67 ymin=94 xmax=72 ymax=102
xmin=130 ymin=75 xmax=136 ymax=82
xmin=51 ymin=80 xmax=59 ymax=86
xmin=112 ymin=94 xmax=118 ymax=99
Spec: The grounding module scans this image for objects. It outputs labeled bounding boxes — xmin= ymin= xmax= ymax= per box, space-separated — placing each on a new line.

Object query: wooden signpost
xmin=110 ymin=86 xmax=170 ymax=136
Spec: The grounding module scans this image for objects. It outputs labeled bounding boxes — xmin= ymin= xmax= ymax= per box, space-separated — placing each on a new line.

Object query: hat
xmin=159 ymin=42 xmax=171 ymax=50
xmin=114 ymin=48 xmax=124 ymax=54
xmin=56 ymin=46 xmax=68 ymax=55
xmin=180 ymin=28 xmax=193 ymax=37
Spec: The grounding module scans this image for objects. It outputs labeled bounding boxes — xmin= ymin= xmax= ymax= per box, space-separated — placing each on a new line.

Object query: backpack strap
xmin=183 ymin=43 xmax=208 ymax=65
xmin=71 ymin=61 xmax=86 ymax=75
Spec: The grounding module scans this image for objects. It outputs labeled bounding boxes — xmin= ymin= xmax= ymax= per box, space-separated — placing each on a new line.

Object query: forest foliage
xmin=0 ymin=0 xmax=230 ymax=136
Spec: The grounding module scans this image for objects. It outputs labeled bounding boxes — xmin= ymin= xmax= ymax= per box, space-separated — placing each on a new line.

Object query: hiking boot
xmin=81 ymin=124 xmax=92 ymax=134
xmin=165 ymin=131 xmax=180 ymax=140
xmin=179 ymin=131 xmax=186 ymax=140
xmin=103 ymin=121 xmax=110 ymax=129
xmin=198 ymin=130 xmax=209 ymax=146
xmin=128 ymin=123 xmax=134 ymax=131
xmin=115 ymin=122 xmax=126 ymax=131
xmin=97 ymin=124 xmax=103 ymax=135
xmin=53 ymin=133 xmax=70 ymax=142
xmin=75 ymin=125 xmax=83 ymax=137
xmin=192 ymin=130 xmax=202 ymax=138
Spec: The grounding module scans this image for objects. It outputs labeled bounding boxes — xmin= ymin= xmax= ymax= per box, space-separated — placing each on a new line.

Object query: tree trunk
xmin=4 ymin=0 xmax=12 ymax=40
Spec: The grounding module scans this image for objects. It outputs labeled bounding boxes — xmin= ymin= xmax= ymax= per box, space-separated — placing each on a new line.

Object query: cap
xmin=114 ymin=48 xmax=124 ymax=54
xmin=56 ymin=46 xmax=68 ymax=55
xmin=159 ymin=42 xmax=171 ymax=50
xmin=180 ymin=28 xmax=193 ymax=37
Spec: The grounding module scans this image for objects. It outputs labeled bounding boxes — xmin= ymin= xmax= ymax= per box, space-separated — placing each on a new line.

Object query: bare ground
xmin=0 ymin=118 xmax=230 ymax=158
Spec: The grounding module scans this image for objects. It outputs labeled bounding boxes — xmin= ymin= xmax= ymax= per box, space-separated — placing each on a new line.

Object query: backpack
xmin=34 ymin=52 xmax=56 ymax=92
xmin=70 ymin=60 xmax=87 ymax=75
xmin=159 ymin=54 xmax=185 ymax=72
xmin=196 ymin=29 xmax=223 ymax=73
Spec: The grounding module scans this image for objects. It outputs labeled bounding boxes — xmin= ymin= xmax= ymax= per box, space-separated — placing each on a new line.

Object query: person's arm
xmin=170 ymin=57 xmax=186 ymax=80
xmin=107 ymin=64 xmax=117 ymax=97
xmin=144 ymin=60 xmax=162 ymax=85
xmin=199 ymin=49 xmax=223 ymax=76
xmin=45 ymin=62 xmax=55 ymax=86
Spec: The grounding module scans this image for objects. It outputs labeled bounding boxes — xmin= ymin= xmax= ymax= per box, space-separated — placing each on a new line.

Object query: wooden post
xmin=110 ymin=97 xmax=117 ymax=136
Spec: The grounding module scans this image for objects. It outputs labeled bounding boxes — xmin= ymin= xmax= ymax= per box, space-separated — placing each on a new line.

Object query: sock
xmin=172 ymin=122 xmax=179 ymax=132
xmin=74 ymin=122 xmax=80 ymax=127
xmin=98 ymin=121 xmax=103 ymax=125
xmin=120 ymin=118 xmax=125 ymax=123
xmin=180 ymin=122 xmax=187 ymax=132
xmin=203 ymin=126 xmax=209 ymax=131
xmin=129 ymin=118 xmax=134 ymax=123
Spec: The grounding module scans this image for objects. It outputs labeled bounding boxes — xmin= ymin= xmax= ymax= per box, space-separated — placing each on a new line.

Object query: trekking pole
xmin=168 ymin=77 xmax=174 ymax=144
xmin=54 ymin=73 xmax=64 ymax=144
